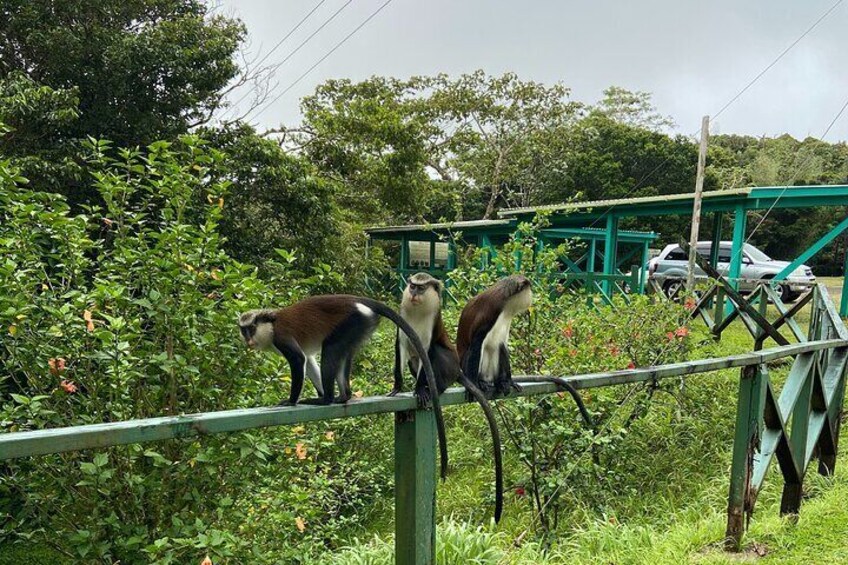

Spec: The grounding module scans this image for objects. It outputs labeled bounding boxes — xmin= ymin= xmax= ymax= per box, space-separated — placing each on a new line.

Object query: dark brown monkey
xmin=457 ymin=275 xmax=533 ymax=396
xmin=239 ymin=294 xmax=449 ymax=477
xmin=457 ymin=276 xmax=594 ymax=425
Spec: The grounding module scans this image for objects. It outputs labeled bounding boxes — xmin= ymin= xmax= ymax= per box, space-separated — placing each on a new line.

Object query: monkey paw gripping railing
xmin=1 ymin=285 xmax=846 ymax=563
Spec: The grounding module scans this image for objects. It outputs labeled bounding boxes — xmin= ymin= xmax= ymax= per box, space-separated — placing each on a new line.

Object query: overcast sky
xmin=217 ymin=0 xmax=848 ymax=141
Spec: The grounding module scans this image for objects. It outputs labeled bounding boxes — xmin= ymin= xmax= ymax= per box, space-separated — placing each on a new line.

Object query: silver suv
xmin=648 ymin=241 xmax=815 ymax=302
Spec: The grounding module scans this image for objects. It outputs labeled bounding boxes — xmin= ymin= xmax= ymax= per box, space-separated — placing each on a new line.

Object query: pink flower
xmin=684 ymin=298 xmax=697 ymax=311
xmin=48 ymin=357 xmax=67 ymax=376
xmin=666 ymin=332 xmax=675 ymax=341
xmin=60 ymin=380 xmax=77 ymax=394
xmin=674 ymin=326 xmax=689 ymax=338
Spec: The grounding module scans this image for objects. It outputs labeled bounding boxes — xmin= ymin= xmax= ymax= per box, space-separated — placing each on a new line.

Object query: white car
xmin=648 ymin=241 xmax=815 ymax=302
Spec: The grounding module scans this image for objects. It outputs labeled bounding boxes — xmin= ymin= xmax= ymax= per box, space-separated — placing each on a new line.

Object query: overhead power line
xmin=585 ymin=0 xmax=844 ymax=229
xmin=247 ymin=0 xmax=397 ymax=122
xmin=224 ymin=0 xmax=354 ymax=119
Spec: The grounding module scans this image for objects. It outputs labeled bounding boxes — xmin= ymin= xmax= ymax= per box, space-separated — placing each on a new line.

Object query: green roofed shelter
xmin=367 ymin=185 xmax=848 ymax=315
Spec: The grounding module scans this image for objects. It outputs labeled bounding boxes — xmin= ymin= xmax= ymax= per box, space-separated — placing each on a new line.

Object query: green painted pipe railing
xmin=1 ymin=288 xmax=846 ymax=562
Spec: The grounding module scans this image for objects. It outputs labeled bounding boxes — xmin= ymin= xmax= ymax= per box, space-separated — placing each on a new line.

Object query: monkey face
xmin=403 ymin=273 xmax=442 ymax=311
xmin=502 ymin=275 xmax=533 ymax=315
xmin=238 ymin=310 xmax=274 ymax=350
xmin=404 ymin=273 xmax=443 ymax=308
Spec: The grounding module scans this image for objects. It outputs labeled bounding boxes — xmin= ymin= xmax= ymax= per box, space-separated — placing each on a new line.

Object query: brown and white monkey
xmin=457 ymin=275 xmax=594 ymax=425
xmin=391 ymin=273 xmax=505 ymax=521
xmin=238 ymin=295 xmax=449 ymax=477
xmin=457 ymin=275 xmax=533 ymax=396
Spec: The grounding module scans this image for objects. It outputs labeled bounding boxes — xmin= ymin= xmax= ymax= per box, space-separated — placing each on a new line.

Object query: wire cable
xmin=247 ymin=0 xmax=397 ymax=122
xmin=226 ymin=0 xmax=356 ymax=121
xmin=581 ymin=0 xmax=844 ymax=230
xmin=223 ymin=0 xmax=330 ymax=116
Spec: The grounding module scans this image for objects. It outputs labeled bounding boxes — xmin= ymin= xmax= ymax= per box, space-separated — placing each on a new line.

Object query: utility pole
xmin=687 ymin=115 xmax=710 ymax=291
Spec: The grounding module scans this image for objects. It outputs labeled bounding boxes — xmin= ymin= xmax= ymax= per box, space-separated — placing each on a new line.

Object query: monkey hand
xmin=386 ymin=387 xmax=403 ymax=397
xmin=414 ymin=386 xmax=434 ymax=409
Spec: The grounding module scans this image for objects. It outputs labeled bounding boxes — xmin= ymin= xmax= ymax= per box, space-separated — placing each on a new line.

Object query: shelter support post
xmin=639 ymin=241 xmax=650 ymax=294
xmin=400 ymin=236 xmax=410 ymax=294
xmin=395 ymin=409 xmax=437 ymax=565
xmin=710 ymin=213 xmax=724 ymax=309
xmin=602 ymin=215 xmax=619 ymax=296
xmin=726 ymin=206 xmax=747 ymax=316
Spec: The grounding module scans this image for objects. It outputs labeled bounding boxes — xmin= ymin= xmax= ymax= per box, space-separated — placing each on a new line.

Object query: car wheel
xmin=662 ymin=279 xmax=684 ymax=300
xmin=764 ymin=277 xmax=793 ymax=303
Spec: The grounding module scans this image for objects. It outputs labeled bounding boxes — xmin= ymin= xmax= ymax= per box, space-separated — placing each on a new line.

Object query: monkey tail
xmin=359 ymin=298 xmax=450 ymax=479
xmin=459 ymin=375 xmax=503 ymax=523
xmin=514 ymin=376 xmax=595 ymax=429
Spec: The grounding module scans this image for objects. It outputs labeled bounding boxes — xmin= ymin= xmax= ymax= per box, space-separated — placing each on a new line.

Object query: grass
xmin=346 ymin=288 xmax=848 ymax=564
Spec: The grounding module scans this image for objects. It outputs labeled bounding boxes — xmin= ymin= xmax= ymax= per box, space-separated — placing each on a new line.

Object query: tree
xmin=596 ymin=86 xmax=675 ymax=132
xmin=201 ymin=124 xmax=340 ymax=269
xmin=0 ymin=0 xmax=244 ymax=201
xmin=293 ymin=71 xmax=582 ymax=223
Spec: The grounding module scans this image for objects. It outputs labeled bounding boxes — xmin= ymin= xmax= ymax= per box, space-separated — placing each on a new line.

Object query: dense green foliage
xmin=0 ymin=0 xmax=243 ymax=199
xmin=0 ymin=147 xmax=697 ymax=561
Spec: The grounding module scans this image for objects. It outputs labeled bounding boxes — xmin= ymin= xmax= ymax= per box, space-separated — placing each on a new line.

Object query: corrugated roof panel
xmin=498 ymin=188 xmax=753 ymax=217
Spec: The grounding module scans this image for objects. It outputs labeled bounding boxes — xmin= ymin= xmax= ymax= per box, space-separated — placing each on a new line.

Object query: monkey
xmin=457 ymin=276 xmax=595 ymax=427
xmin=238 ymin=294 xmax=449 ymax=478
xmin=390 ymin=273 xmax=505 ymax=522
xmin=456 ymin=275 xmax=533 ymax=397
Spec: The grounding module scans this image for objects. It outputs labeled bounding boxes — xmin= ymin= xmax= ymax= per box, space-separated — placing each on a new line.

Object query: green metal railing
xmin=1 ymin=286 xmax=846 ymax=562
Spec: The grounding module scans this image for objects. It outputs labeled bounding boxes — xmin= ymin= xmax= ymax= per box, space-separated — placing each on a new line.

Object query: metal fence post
xmin=726 ymin=364 xmax=765 ymax=550
xmin=395 ymin=409 xmax=437 ymax=565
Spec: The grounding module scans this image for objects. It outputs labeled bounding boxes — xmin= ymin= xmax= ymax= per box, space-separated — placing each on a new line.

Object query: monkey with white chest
xmin=457 ymin=275 xmax=533 ymax=396
xmin=238 ymin=294 xmax=449 ymax=477
xmin=392 ymin=273 xmax=505 ymax=522
xmin=458 ymin=275 xmax=595 ymax=425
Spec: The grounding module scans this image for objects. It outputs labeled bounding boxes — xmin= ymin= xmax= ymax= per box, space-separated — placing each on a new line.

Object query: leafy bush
xmin=0 ymin=138 xmax=394 ymax=563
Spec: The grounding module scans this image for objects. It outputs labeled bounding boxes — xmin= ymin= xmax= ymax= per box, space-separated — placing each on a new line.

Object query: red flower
xmin=60 ymin=380 xmax=77 ymax=394
xmin=514 ymin=486 xmax=526 ymax=497
xmin=674 ymin=326 xmax=689 ymax=338
xmin=626 ymin=361 xmax=636 ymax=369
xmin=666 ymin=331 xmax=675 ymax=341
xmin=684 ymin=298 xmax=697 ymax=311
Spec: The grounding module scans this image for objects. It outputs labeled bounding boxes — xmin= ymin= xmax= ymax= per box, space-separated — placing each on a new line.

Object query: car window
xmin=664 ymin=247 xmax=687 ymax=261
xmin=744 ymin=244 xmax=772 ymax=262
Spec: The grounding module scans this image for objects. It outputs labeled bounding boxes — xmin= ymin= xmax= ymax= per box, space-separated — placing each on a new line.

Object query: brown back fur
xmin=273 ymin=295 xmax=360 ymax=345
xmin=456 ymin=275 xmax=530 ymax=361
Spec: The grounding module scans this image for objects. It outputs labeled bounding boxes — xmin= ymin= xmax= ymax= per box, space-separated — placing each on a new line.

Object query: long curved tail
xmin=514 ymin=376 xmax=595 ymax=428
xmin=459 ymin=375 xmax=504 ymax=523
xmin=360 ymin=298 xmax=449 ymax=479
